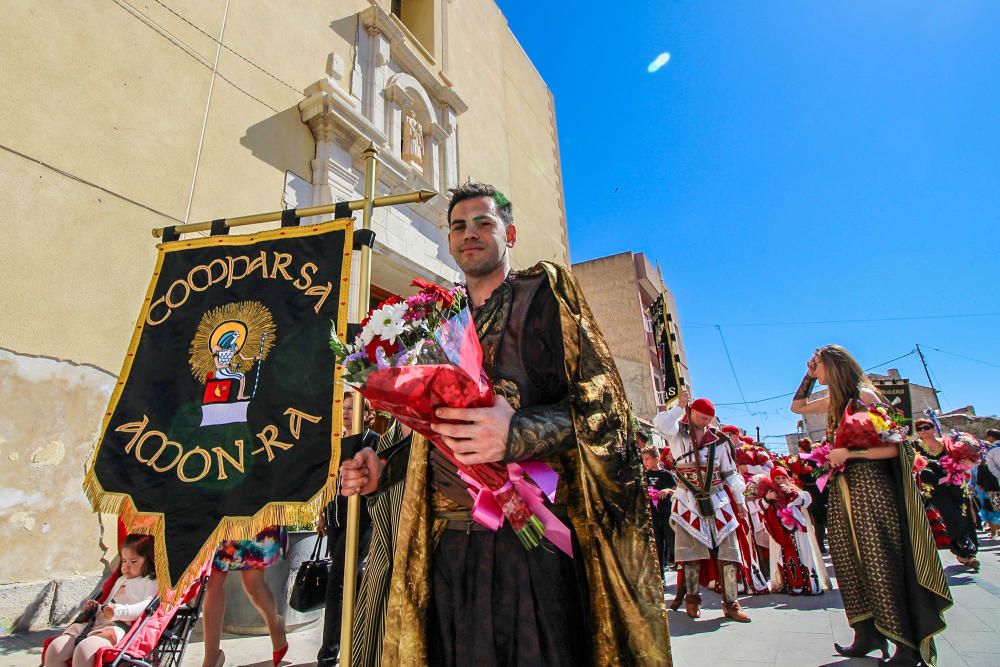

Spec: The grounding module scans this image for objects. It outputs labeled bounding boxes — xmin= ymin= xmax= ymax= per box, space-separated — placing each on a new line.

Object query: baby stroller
xmin=40 ymin=566 xmax=208 ymax=667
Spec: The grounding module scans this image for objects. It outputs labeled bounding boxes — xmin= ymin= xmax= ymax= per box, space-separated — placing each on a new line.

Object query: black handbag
xmin=288 ymin=535 xmax=330 ymax=613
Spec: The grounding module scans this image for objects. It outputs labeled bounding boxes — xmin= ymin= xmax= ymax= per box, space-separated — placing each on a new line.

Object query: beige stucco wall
xmin=0 ymin=0 xmax=567 ymax=623
xmin=0 ymin=349 xmax=120 ymax=630
xmin=572 ymin=253 xmax=659 ymax=420
xmin=447 ymin=0 xmax=568 ymax=267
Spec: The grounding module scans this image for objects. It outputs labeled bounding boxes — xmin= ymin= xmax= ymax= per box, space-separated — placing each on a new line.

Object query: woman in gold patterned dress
xmin=791 ymin=345 xmax=951 ymax=666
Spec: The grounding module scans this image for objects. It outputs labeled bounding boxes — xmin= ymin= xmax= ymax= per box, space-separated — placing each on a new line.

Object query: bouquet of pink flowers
xmin=330 ymin=279 xmax=570 ymax=555
xmin=647 ymin=485 xmax=662 ymax=509
xmin=938 ymin=431 xmax=982 ymax=486
xmin=800 ymin=440 xmax=838 ymax=492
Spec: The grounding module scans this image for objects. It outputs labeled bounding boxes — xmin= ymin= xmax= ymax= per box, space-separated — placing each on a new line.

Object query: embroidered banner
xmin=84 ymin=219 xmax=353 ymax=596
xmin=873 ymin=377 xmax=914 ymax=422
xmin=649 ymin=294 xmax=683 ymax=408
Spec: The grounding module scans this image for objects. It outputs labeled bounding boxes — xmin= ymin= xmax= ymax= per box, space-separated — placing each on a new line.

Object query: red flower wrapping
xmin=353 ymin=309 xmax=542 ymax=540
xmin=412 ymin=277 xmax=456 ymax=309
xmin=833 ymin=406 xmax=884 ymax=450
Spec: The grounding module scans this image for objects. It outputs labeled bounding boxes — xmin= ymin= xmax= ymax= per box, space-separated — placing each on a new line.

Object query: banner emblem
xmin=84 ymin=219 xmax=353 ymax=597
xmin=189 ymin=301 xmax=277 ymax=425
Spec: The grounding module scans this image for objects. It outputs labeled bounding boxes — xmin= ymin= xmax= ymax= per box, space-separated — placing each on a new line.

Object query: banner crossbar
xmin=152 ymin=185 xmax=436 ymax=238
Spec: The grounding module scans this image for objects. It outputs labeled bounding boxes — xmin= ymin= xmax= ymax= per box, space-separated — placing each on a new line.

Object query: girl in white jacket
xmin=45 ymin=534 xmax=159 ymax=667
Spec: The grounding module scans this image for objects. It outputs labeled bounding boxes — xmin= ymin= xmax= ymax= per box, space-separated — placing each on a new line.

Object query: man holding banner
xmin=340 ymin=183 xmax=671 ymax=666
xmin=653 ymin=391 xmax=752 ymax=623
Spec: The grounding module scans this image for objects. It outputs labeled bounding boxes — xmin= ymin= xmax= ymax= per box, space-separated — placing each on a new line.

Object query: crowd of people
xmin=639 ymin=389 xmax=830 ymax=627
xmin=629 ymin=344 xmax=1000 ymax=666
xmin=50 ymin=185 xmax=1000 ymax=667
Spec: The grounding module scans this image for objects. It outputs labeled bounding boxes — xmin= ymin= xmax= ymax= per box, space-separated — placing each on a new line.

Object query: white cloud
xmin=647 ymin=52 xmax=671 ymax=73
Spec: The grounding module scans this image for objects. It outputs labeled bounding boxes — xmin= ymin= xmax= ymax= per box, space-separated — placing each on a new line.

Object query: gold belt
xmin=676 ymin=468 xmax=724 ymax=488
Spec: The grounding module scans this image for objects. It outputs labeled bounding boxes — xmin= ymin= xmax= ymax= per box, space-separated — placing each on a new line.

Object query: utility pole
xmin=756 ymin=426 xmax=761 ymax=443
xmin=915 ymin=344 xmax=942 ymax=412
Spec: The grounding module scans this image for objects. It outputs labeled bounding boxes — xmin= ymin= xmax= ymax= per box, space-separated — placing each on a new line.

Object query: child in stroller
xmin=42 ymin=532 xmax=208 ymax=667
xmin=43 ymin=535 xmax=158 ymax=667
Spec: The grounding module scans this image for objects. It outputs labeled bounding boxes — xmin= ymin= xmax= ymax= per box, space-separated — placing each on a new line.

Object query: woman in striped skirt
xmin=791 ymin=345 xmax=951 ymax=666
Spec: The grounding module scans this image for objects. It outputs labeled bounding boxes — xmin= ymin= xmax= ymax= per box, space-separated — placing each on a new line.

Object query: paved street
xmin=3 ymin=532 xmax=999 ymax=667
xmin=666 ymin=534 xmax=1000 ymax=666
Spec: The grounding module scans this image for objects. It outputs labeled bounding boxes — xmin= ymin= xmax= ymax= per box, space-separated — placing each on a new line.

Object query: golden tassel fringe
xmin=83 ymin=467 xmax=340 ymax=603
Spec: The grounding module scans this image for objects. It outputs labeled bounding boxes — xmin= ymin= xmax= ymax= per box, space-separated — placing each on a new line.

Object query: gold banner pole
xmin=339 ymin=142 xmax=379 ymax=667
xmin=151 ymin=189 xmax=436 ymax=238
xmin=147 ymin=143 xmax=435 ymax=665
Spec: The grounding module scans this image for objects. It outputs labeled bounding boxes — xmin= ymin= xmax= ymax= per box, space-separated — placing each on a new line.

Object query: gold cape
xmin=370 ymin=262 xmax=671 ymax=666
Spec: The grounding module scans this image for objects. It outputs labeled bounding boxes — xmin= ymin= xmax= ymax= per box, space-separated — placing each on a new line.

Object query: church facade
xmin=0 ymin=0 xmax=566 ymax=627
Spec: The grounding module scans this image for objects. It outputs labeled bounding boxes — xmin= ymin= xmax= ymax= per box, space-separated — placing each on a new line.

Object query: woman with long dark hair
xmin=913 ymin=416 xmax=980 ymax=570
xmin=791 ymin=345 xmax=951 ymax=666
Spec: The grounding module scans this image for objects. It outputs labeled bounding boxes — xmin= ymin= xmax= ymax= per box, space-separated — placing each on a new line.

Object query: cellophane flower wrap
xmin=937 ymin=431 xmax=983 ymax=486
xmin=330 ymin=279 xmax=565 ymax=553
xmin=800 ymin=440 xmax=837 ymax=492
xmin=744 ymin=473 xmax=767 ymax=502
xmin=833 ymin=400 xmax=908 ymax=451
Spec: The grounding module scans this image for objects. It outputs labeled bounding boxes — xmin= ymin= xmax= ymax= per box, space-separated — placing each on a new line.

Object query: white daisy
xmin=369 ymin=302 xmax=408 ymax=344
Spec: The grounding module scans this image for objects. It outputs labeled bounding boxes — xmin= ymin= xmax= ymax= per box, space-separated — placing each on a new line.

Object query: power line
xmin=863 ymin=350 xmax=920 ymax=374
xmin=149 ymin=0 xmax=303 ymax=97
xmin=715 ymin=324 xmax=759 ymax=415
xmin=714 ymin=349 xmax=919 ymax=407
xmin=924 ymin=345 xmax=1000 ymax=370
xmin=716 ymin=391 xmax=795 ymax=407
xmin=682 ymin=312 xmax=1000 ymax=329
xmin=0 ymin=141 xmax=182 ymax=223
xmin=111 ymin=0 xmax=289 ymax=112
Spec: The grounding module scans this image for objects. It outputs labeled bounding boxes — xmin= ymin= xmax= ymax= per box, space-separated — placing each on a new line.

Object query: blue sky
xmin=497 ymin=1 xmax=1000 ymax=444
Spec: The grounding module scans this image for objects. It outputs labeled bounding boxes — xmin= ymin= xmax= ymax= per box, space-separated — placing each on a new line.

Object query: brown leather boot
xmin=669 ymin=591 xmax=684 ymax=612
xmin=684 ymin=594 xmax=702 ymax=618
xmin=722 ymin=600 xmax=751 ymax=623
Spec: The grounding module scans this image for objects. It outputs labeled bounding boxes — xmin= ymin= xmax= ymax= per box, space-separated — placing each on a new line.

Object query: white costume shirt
xmin=653 ymin=406 xmax=746 ymax=551
xmin=106 ymin=575 xmax=159 ymax=622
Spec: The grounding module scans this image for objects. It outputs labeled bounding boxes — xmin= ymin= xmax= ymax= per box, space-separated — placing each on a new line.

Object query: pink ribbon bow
xmin=800 ymin=446 xmax=843 ymax=493
xmin=459 ymin=460 xmax=573 ymax=558
xmin=647 ymin=485 xmax=660 ymax=509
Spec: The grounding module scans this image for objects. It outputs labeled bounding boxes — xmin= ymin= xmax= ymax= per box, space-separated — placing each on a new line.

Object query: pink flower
xmin=406 ymin=292 xmax=436 ymax=308
xmin=778 ymin=506 xmax=802 ymax=532
xmin=411 ymin=278 xmax=456 ymax=308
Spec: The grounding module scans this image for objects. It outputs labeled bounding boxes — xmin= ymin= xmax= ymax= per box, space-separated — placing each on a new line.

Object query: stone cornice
xmin=360 ymin=5 xmax=468 ymax=114
xmin=299 ymin=77 xmax=386 ymax=150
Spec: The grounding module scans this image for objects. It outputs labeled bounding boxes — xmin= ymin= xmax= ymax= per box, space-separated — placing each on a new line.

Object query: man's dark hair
xmin=987 ymin=428 xmax=1000 ymax=441
xmin=447 ymin=182 xmax=513 ymax=227
xmin=636 ymin=430 xmax=649 ymax=446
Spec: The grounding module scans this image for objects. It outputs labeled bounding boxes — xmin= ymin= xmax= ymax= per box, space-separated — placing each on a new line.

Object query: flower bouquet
xmin=786 ymin=455 xmax=815 ymax=482
xmin=647 ymin=485 xmax=662 ymax=509
xmin=744 ymin=473 xmax=767 ymax=502
xmin=800 ymin=440 xmax=837 ymax=492
xmin=330 ymin=279 xmax=570 ymax=555
xmin=938 ymin=431 xmax=982 ymax=486
xmin=833 ymin=401 xmax=908 ymax=450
